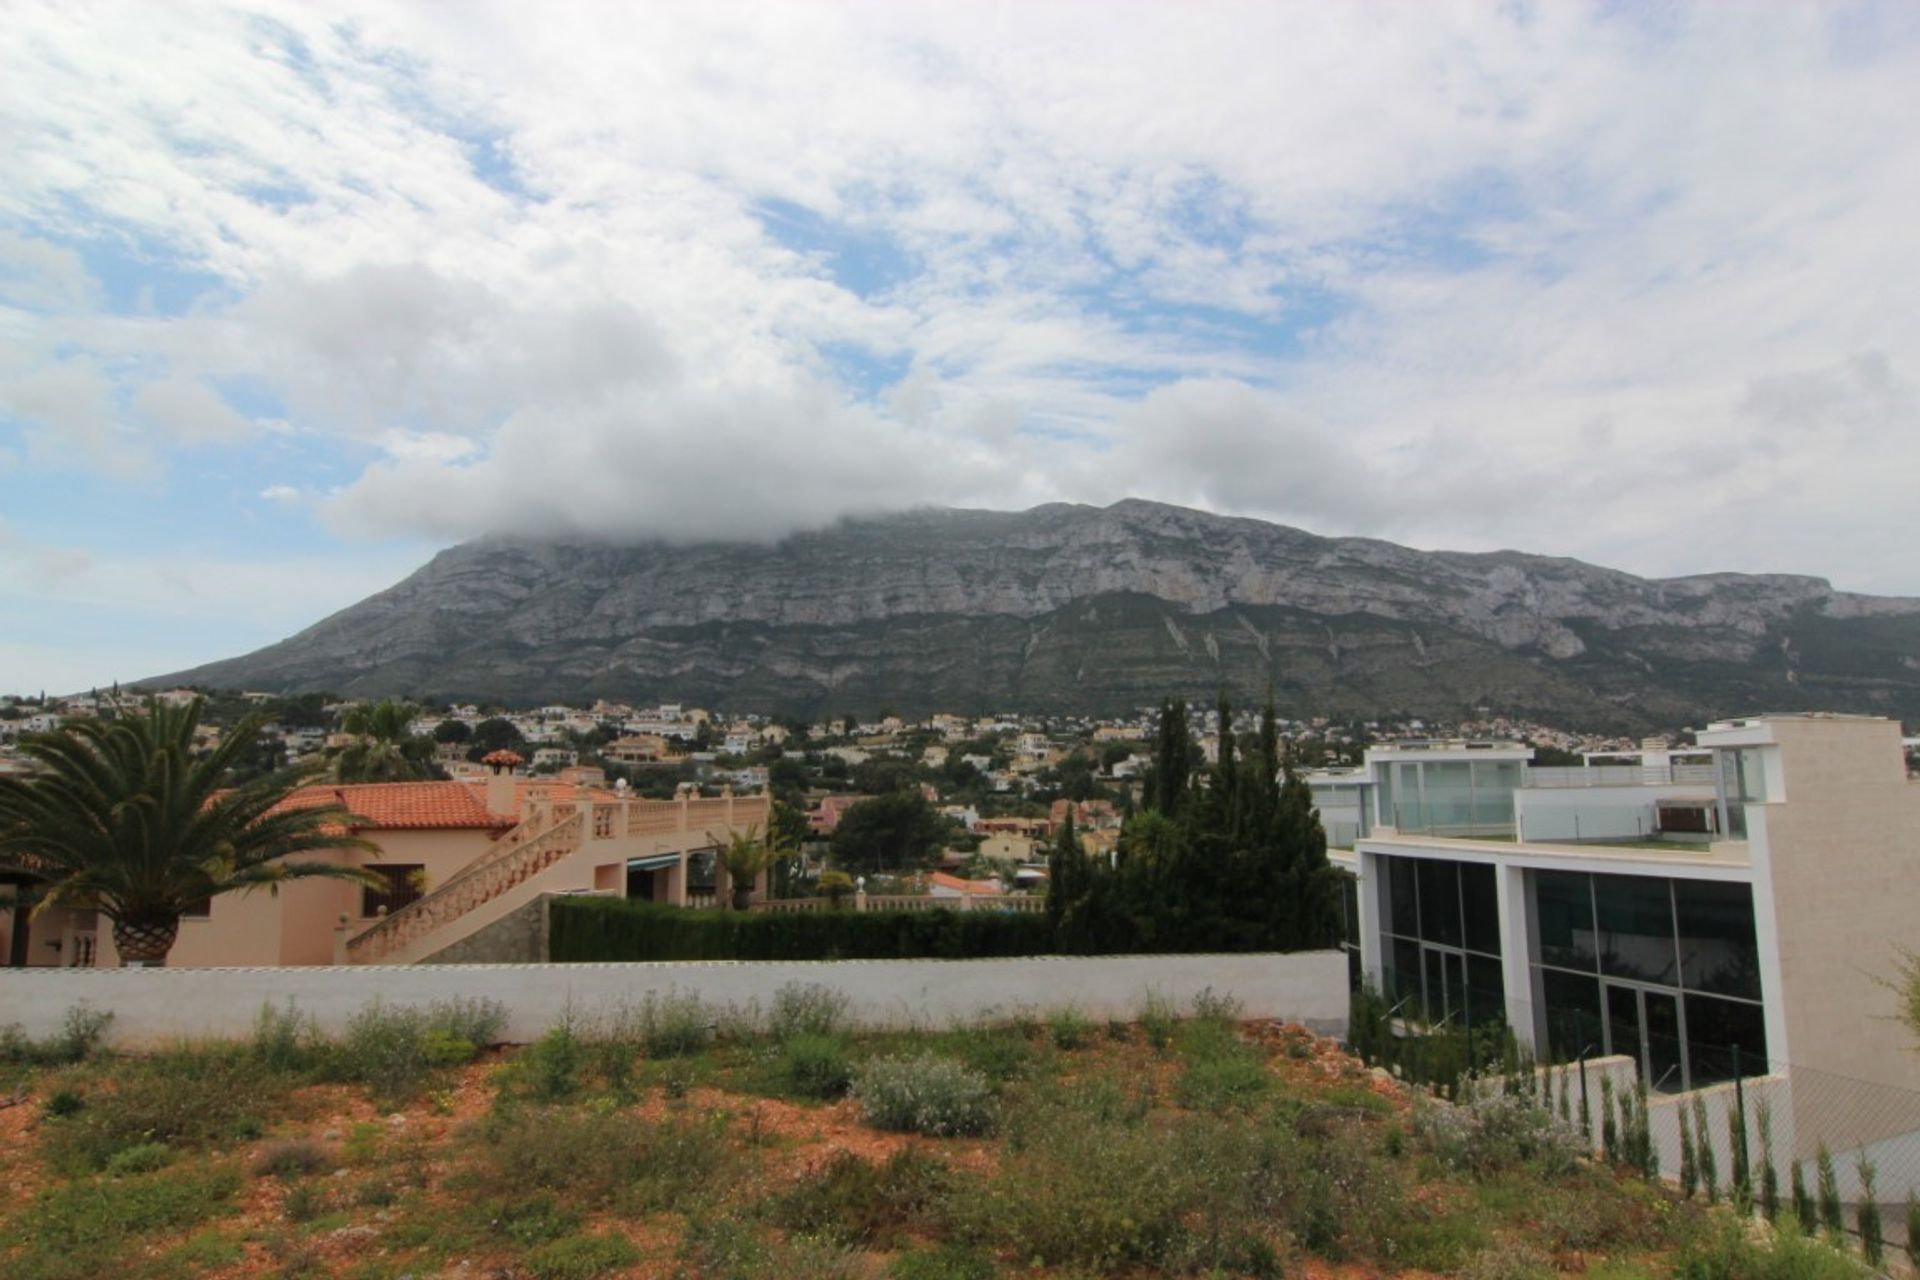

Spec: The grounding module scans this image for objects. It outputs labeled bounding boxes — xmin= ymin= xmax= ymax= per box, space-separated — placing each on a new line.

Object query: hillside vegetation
xmin=0 ymin=991 xmax=1870 ymax=1280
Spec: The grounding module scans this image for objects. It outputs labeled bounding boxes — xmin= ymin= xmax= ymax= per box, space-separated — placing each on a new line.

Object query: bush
xmin=103 ymin=1142 xmax=173 ymax=1176
xmin=770 ymin=982 xmax=851 ymax=1041
xmin=251 ymin=1001 xmax=321 ymax=1073
xmin=679 ymin=1217 xmax=872 ymax=1280
xmin=251 ymin=1139 xmax=331 ymax=1179
xmin=1046 ymin=1006 xmax=1093 ymax=1050
xmin=780 ymin=1033 xmax=854 ymax=1099
xmin=330 ymin=997 xmax=503 ymax=1103
xmin=0 ymin=1005 xmax=112 ymax=1066
xmin=1174 ymin=1025 xmax=1269 ymax=1111
xmin=976 ymin=1106 xmax=1291 ymax=1272
xmin=774 ymin=1147 xmax=958 ymax=1246
xmin=517 ymin=1021 xmax=586 ymax=1101
xmin=628 ymin=991 xmax=713 ymax=1058
xmin=524 ymin=1232 xmax=643 ymax=1280
xmin=1461 ymin=1242 xmax=1557 ymax=1280
xmin=854 ymin=1054 xmax=995 ymax=1137
xmin=1137 ymin=990 xmax=1179 ymax=1050
xmin=1675 ymin=1212 xmax=1868 ymax=1280
xmin=550 ymin=895 xmax=1054 ymax=962
xmin=1418 ymin=1090 xmax=1583 ymax=1177
xmin=474 ymin=1105 xmax=732 ymax=1212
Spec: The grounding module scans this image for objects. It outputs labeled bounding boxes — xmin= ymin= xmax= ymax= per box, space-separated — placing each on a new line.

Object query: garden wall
xmin=0 ymin=951 xmax=1349 ymax=1047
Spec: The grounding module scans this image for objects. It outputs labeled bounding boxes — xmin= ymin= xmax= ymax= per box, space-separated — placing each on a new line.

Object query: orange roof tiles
xmin=282 ymin=782 xmax=514 ymax=831
xmin=929 ymin=871 xmax=1004 ymax=896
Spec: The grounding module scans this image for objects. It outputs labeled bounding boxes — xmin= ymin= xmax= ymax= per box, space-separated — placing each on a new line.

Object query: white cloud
xmin=0 ymin=0 xmax=1915 ymax=602
xmin=259 ymin=483 xmax=301 ymax=502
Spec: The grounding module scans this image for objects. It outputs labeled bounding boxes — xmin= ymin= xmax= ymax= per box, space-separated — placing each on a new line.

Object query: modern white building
xmin=1320 ymin=714 xmax=1920 ymax=1101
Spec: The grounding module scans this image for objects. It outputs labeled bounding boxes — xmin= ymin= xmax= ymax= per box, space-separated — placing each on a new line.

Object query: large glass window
xmin=1418 ymin=859 xmax=1463 ymax=947
xmin=1377 ymin=854 xmax=1504 ymax=1028
xmin=1594 ymin=875 xmax=1678 ymax=985
xmin=1534 ymin=870 xmax=1597 ymax=971
xmin=1676 ymin=881 xmax=1762 ymax=999
xmin=1388 ymin=857 xmax=1421 ymax=936
xmin=1425 ymin=760 xmax=1474 ymax=832
xmin=1539 ymin=968 xmax=1603 ymax=1061
xmin=1462 ymin=863 xmax=1501 ymax=954
xmin=1530 ymin=870 xmax=1766 ymax=1090
xmin=1472 ymin=760 xmax=1520 ymax=827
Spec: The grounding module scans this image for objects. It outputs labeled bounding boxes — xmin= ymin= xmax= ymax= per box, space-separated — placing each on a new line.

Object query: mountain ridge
xmin=156 ymin=500 xmax=1920 ymax=728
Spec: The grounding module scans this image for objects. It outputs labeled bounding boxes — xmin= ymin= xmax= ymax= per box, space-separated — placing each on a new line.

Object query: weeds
xmin=780 ymin=1032 xmax=854 ymax=1099
xmin=473 ymin=1104 xmax=733 ymax=1212
xmin=1045 ymin=1005 xmax=1093 ymax=1050
xmin=774 ymin=1147 xmax=958 ymax=1247
xmin=770 ymin=983 xmax=851 ymax=1041
xmin=523 ymin=1232 xmax=643 ymax=1279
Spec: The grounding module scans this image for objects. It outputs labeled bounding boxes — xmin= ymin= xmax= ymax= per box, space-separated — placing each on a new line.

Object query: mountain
xmin=158 ymin=500 xmax=1920 ymax=728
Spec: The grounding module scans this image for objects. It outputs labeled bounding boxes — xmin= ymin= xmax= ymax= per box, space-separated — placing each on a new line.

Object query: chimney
xmin=482 ymin=750 xmax=524 ymax=819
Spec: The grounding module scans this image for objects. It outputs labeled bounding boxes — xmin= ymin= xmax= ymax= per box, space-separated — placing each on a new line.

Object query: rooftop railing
xmin=1521 ymin=764 xmax=1718 ymax=789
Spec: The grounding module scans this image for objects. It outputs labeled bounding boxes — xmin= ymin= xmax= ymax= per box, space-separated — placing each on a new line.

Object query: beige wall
xmin=89 ymin=826 xmax=503 ymax=969
xmin=1757 ymin=718 xmax=1920 ymax=1098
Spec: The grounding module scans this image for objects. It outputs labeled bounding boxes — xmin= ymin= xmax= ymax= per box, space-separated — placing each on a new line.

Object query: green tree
xmin=0 ymin=699 xmax=381 ymax=965
xmin=334 ymin=700 xmax=440 ymax=783
xmin=829 ymin=791 xmax=947 ymax=874
xmin=465 ymin=717 xmax=527 ymax=761
xmin=718 ymin=823 xmax=792 ymax=910
xmin=432 ymin=719 xmax=472 ymax=745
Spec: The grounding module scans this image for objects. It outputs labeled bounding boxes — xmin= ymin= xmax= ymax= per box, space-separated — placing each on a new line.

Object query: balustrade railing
xmin=346 ymin=812 xmax=583 ymax=964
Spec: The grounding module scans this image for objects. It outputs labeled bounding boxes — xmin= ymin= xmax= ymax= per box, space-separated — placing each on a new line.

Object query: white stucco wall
xmin=0 ymin=951 xmax=1349 ymax=1046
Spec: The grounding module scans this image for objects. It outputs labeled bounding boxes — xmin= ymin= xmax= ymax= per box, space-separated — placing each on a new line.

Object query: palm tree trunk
xmin=111 ymin=914 xmax=178 ymax=967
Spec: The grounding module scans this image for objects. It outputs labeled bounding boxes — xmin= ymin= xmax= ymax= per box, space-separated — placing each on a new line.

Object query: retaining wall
xmin=0 ymin=951 xmax=1349 ymax=1046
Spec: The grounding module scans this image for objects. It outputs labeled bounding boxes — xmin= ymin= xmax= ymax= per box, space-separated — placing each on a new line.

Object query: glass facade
xmin=1377 ymin=757 xmax=1521 ymax=836
xmin=1377 ymin=854 xmax=1504 ymax=1028
xmin=1529 ymin=870 xmax=1765 ymax=1090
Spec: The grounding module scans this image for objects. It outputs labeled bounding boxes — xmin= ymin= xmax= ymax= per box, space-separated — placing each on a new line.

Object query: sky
xmin=3 ymin=1 xmax=1919 ymax=696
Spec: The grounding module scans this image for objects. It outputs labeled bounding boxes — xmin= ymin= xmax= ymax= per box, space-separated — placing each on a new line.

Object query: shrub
xmin=474 ymin=1105 xmax=732 ymax=1212
xmin=975 ymin=1106 xmax=1296 ymax=1273
xmin=330 ymin=997 xmax=503 ymax=1104
xmin=770 ymin=983 xmax=851 ymax=1041
xmin=679 ymin=1216 xmax=871 ymax=1280
xmin=1856 ymin=1156 xmax=1882 ymax=1266
xmin=518 ymin=1021 xmax=585 ymax=1101
xmin=1045 ymin=1006 xmax=1092 ymax=1050
xmin=780 ymin=1033 xmax=854 ymax=1100
xmin=251 ymin=1001 xmax=321 ymax=1073
xmin=1417 ymin=1090 xmax=1582 ymax=1177
xmin=0 ymin=1005 xmax=112 ymax=1066
xmin=774 ymin=1147 xmax=957 ymax=1246
xmin=251 ymin=1139 xmax=331 ymax=1180
xmin=939 ymin=1022 xmax=1038 ymax=1082
xmin=1137 ymin=990 xmax=1178 ymax=1050
xmin=854 ymin=1054 xmax=995 ymax=1137
xmin=1461 ymin=1242 xmax=1556 ymax=1280
xmin=524 ymin=1233 xmax=643 ymax=1280
xmin=103 ymin=1142 xmax=173 ymax=1176
xmin=283 ymin=1181 xmax=327 ymax=1223
xmin=1190 ymin=987 xmax=1244 ymax=1026
xmin=471 ymin=1193 xmax=582 ymax=1246
xmin=1675 ymin=1212 xmax=1867 ymax=1280
xmin=1174 ymin=1031 xmax=1269 ymax=1112
xmin=1816 ymin=1144 xmax=1843 ymax=1237
xmin=610 ymin=990 xmax=713 ymax=1058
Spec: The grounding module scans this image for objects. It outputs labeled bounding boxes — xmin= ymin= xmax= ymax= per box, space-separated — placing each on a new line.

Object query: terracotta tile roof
xmin=456 ymin=778 xmax=620 ymax=822
xmin=929 ymin=872 xmax=1004 ymax=896
xmin=282 ymin=782 xmax=515 ymax=831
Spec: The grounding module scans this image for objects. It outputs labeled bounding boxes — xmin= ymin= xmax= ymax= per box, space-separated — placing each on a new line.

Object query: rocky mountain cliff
xmin=159 ymin=500 xmax=1920 ymax=728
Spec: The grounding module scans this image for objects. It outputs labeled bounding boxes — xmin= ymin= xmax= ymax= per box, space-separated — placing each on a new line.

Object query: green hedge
xmin=548 ymin=896 xmax=1056 ymax=963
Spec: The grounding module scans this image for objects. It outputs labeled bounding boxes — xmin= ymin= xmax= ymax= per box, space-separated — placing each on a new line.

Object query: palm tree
xmin=0 ymin=699 xmax=381 ymax=965
xmin=718 ymin=823 xmax=791 ymax=910
xmin=333 ymin=699 xmax=439 ymax=783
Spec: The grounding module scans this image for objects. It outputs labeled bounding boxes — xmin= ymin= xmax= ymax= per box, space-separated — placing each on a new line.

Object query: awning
xmin=626 ymin=853 xmax=682 ymax=872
